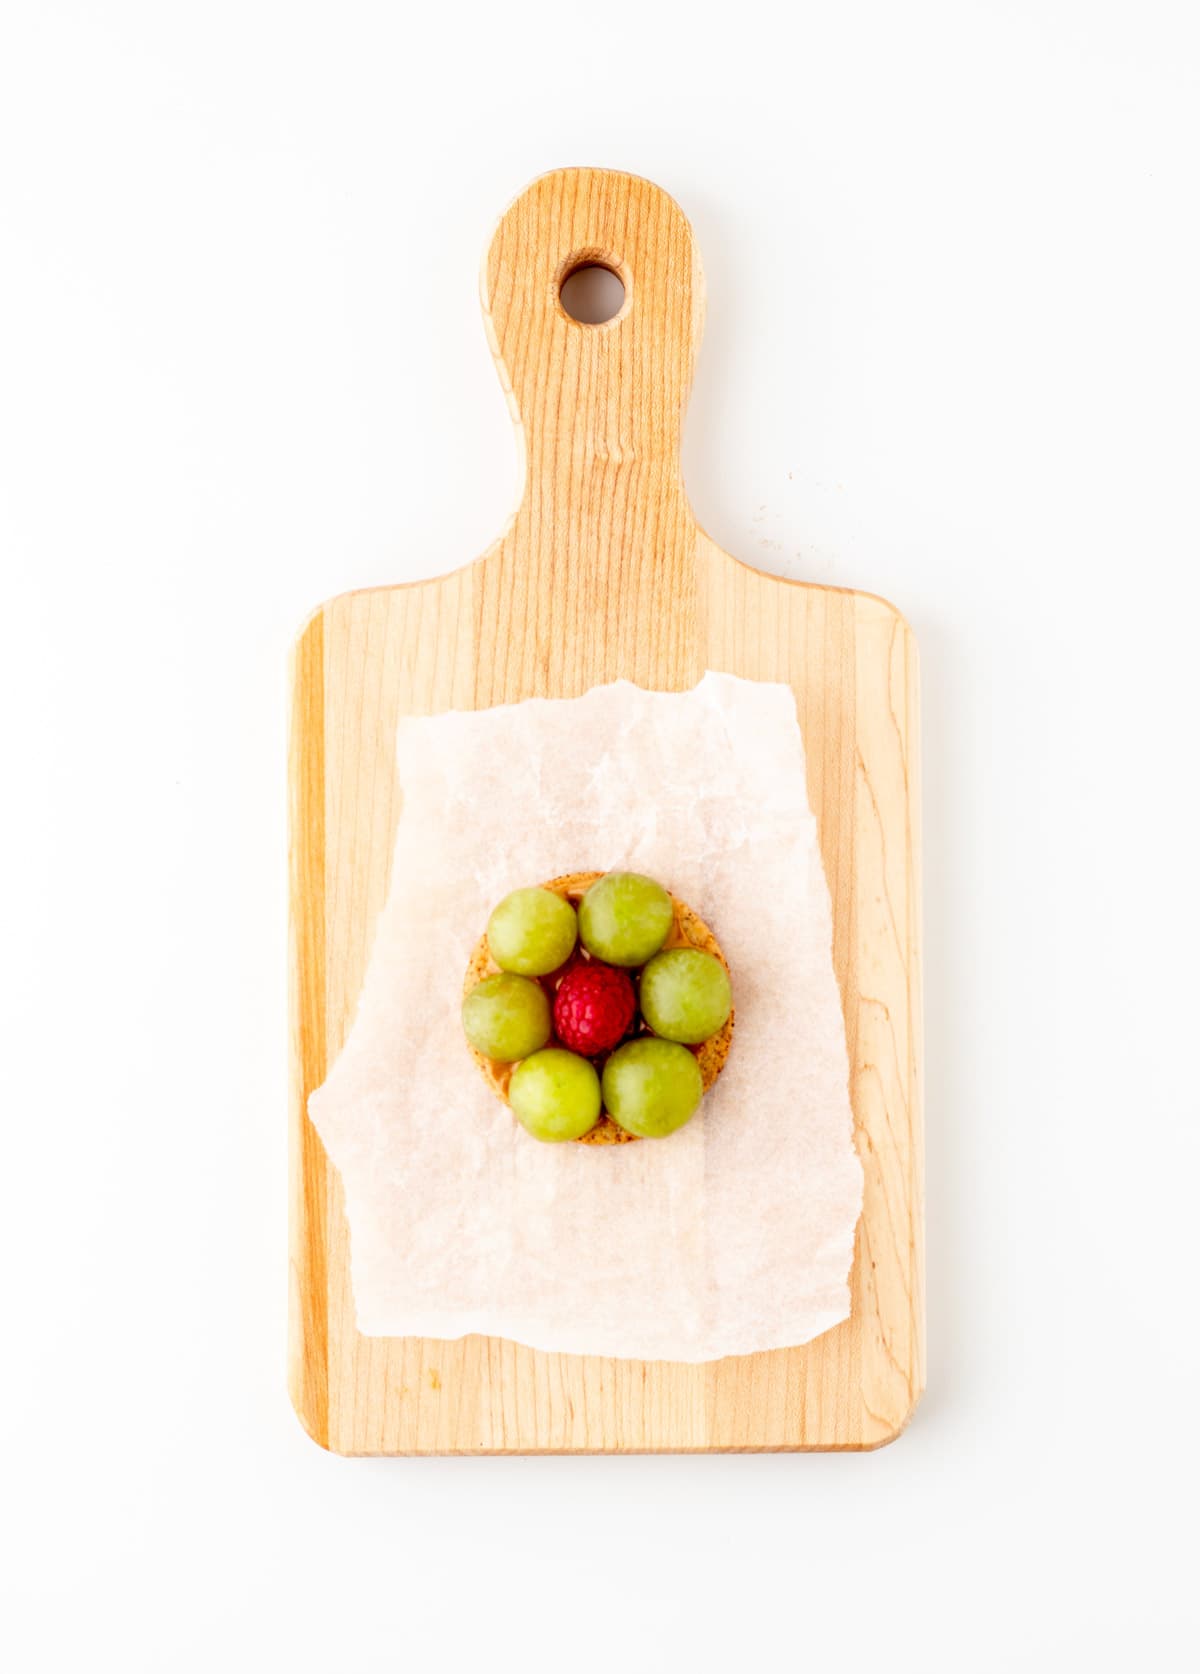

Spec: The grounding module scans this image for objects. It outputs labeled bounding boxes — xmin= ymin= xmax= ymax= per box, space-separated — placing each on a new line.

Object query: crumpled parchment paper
xmin=309 ymin=672 xmax=862 ymax=1362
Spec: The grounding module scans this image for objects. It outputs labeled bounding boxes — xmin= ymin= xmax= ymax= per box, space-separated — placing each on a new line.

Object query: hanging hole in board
xmin=559 ymin=263 xmax=626 ymax=325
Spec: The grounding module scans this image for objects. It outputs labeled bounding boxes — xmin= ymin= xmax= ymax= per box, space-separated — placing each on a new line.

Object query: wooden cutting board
xmin=288 ymin=167 xmax=923 ymax=1453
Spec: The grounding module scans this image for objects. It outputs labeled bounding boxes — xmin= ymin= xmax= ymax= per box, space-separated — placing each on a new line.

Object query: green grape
xmin=462 ymin=973 xmax=551 ymax=1062
xmin=487 ymin=886 xmax=578 ymax=976
xmin=601 ymin=1038 xmax=703 ymax=1138
xmin=639 ymin=948 xmax=732 ymax=1044
xmin=578 ymin=871 xmax=673 ymax=967
xmin=509 ymin=1048 xmax=601 ymax=1142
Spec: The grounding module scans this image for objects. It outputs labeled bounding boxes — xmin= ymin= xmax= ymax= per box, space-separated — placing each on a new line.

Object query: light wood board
xmin=288 ymin=168 xmax=923 ymax=1453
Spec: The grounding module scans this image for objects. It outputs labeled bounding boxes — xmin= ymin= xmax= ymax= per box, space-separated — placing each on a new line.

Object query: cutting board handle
xmin=482 ymin=168 xmax=705 ymax=521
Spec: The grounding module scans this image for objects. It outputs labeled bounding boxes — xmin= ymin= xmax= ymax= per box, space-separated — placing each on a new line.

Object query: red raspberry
xmin=553 ymin=962 xmax=637 ymax=1056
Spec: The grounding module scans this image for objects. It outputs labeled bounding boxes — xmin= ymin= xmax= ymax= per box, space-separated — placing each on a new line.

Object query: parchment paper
xmin=309 ymin=672 xmax=863 ymax=1362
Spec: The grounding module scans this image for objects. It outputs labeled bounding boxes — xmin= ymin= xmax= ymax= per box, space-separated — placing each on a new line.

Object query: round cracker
xmin=463 ymin=871 xmax=734 ymax=1145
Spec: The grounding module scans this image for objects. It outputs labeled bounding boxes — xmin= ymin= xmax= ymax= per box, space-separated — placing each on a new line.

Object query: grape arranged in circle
xmin=461 ymin=972 xmax=551 ymax=1062
xmin=487 ymin=886 xmax=578 ymax=976
xmin=601 ymin=1038 xmax=704 ymax=1138
xmin=463 ymin=870 xmax=732 ymax=1144
xmin=639 ymin=947 xmax=732 ymax=1045
xmin=509 ymin=1048 xmax=602 ymax=1142
xmin=578 ymin=871 xmax=673 ymax=967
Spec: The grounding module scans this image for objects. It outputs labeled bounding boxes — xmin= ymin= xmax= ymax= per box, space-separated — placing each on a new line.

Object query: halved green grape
xmin=639 ymin=947 xmax=732 ymax=1044
xmin=577 ymin=871 xmax=673 ymax=967
xmin=510 ymin=1048 xmax=601 ymax=1142
xmin=462 ymin=973 xmax=551 ymax=1062
xmin=487 ymin=886 xmax=577 ymax=976
xmin=601 ymin=1038 xmax=703 ymax=1138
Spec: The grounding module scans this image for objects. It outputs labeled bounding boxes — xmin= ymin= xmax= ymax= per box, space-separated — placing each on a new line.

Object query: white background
xmin=3 ymin=3 xmax=1198 ymax=1670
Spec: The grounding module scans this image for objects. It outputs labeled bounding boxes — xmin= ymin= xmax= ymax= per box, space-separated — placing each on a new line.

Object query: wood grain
xmin=288 ymin=168 xmax=923 ymax=1452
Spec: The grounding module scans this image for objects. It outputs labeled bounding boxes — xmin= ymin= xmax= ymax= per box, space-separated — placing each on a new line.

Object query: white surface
xmin=1 ymin=2 xmax=1197 ymax=1670
xmin=310 ymin=675 xmax=862 ymax=1359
